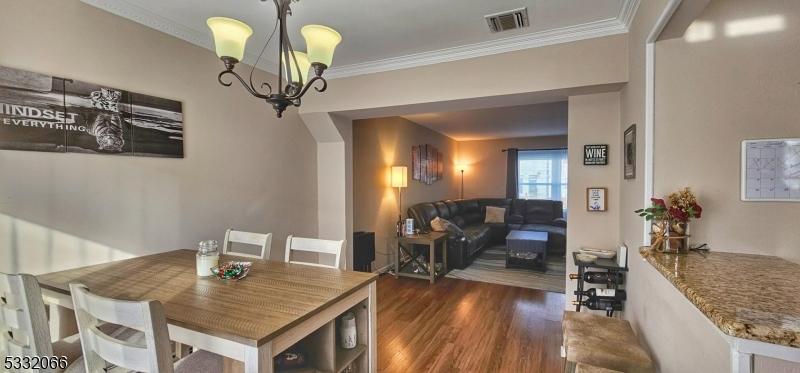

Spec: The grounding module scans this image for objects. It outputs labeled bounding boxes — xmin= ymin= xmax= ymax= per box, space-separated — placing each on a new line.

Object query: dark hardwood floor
xmin=376 ymin=274 xmax=565 ymax=373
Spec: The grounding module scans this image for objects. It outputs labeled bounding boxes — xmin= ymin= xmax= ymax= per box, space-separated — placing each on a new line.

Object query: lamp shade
xmin=207 ymin=17 xmax=253 ymax=61
xmin=391 ymin=166 xmax=408 ymax=188
xmin=281 ymin=51 xmax=311 ymax=83
xmin=301 ymin=25 xmax=342 ymax=67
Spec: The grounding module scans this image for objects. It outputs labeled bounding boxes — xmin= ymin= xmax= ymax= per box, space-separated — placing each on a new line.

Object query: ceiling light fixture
xmin=207 ymin=1 xmax=341 ymax=118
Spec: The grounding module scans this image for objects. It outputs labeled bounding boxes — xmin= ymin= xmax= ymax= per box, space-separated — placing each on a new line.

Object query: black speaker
xmin=353 ymin=231 xmax=375 ymax=272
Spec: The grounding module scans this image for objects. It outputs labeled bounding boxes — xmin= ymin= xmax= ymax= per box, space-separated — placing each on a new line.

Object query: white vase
xmin=340 ymin=312 xmax=357 ymax=349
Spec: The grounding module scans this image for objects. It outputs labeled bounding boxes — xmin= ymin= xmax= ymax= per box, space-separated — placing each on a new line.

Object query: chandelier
xmin=207 ymin=0 xmax=341 ymax=118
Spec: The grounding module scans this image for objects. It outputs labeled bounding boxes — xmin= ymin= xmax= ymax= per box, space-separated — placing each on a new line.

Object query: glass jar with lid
xmin=196 ymin=240 xmax=220 ymax=277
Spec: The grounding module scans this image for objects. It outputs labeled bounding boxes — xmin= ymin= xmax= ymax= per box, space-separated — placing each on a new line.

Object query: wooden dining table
xmin=36 ymin=249 xmax=378 ymax=373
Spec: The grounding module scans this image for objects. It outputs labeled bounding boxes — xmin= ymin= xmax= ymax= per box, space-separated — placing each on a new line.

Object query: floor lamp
xmin=391 ymin=166 xmax=408 ymax=235
xmin=458 ymin=165 xmax=466 ymax=199
xmin=391 ymin=166 xmax=408 ymax=210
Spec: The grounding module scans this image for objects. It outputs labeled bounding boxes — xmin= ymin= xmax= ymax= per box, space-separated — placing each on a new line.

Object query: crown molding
xmin=81 ymin=0 xmax=638 ymax=79
xmin=80 ymin=0 xmax=279 ymax=74
xmin=618 ymin=0 xmax=642 ymax=29
xmin=325 ymin=17 xmax=627 ymax=79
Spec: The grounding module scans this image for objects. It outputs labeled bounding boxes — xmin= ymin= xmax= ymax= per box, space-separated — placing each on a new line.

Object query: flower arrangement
xmin=667 ymin=187 xmax=702 ymax=224
xmin=636 ymin=187 xmax=702 ymax=253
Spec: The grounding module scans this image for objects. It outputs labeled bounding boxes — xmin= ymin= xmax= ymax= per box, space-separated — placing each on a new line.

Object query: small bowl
xmin=211 ymin=261 xmax=252 ymax=281
xmin=575 ymin=253 xmax=598 ymax=263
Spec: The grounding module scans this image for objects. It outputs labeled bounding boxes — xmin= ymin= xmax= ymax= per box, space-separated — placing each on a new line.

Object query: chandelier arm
xmin=285 ymin=76 xmax=327 ymax=101
xmin=218 ymin=70 xmax=272 ymax=99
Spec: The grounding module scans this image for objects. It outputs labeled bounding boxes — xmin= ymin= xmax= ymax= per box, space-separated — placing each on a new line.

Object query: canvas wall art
xmin=412 ymin=144 xmax=443 ymax=185
xmin=0 ymin=65 xmax=183 ymax=157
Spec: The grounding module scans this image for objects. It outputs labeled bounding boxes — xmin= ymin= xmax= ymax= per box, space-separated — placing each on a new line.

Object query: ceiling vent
xmin=485 ymin=7 xmax=529 ymax=33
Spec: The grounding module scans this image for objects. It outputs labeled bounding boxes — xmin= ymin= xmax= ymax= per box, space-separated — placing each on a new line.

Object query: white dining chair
xmin=284 ymin=235 xmax=346 ymax=269
xmin=222 ymin=229 xmax=272 ymax=259
xmin=69 ymin=283 xmax=221 ymax=373
xmin=0 ymin=272 xmax=86 ymax=372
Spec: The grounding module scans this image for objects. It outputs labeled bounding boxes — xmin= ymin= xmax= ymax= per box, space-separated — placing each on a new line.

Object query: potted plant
xmin=665 ymin=188 xmax=702 ymax=253
xmin=635 ymin=188 xmax=702 ymax=254
xmin=635 ymin=198 xmax=670 ymax=252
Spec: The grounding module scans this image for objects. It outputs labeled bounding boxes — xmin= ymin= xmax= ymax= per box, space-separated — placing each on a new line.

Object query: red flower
xmin=692 ymin=203 xmax=703 ymax=219
xmin=669 ymin=207 xmax=689 ymax=223
xmin=651 ymin=198 xmax=666 ymax=208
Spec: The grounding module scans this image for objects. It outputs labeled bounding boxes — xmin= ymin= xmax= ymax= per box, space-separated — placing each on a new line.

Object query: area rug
xmin=446 ymin=246 xmax=566 ymax=293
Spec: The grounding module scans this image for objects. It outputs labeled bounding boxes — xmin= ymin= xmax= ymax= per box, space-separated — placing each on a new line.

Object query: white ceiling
xmin=81 ymin=0 xmax=638 ymax=78
xmin=402 ymin=101 xmax=568 ymax=141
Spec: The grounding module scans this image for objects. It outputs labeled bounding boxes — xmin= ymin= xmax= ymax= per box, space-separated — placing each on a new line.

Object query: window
xmin=517 ymin=149 xmax=568 ymax=210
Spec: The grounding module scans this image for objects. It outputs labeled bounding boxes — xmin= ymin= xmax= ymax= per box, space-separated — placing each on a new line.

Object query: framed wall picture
xmin=584 ymin=144 xmax=609 ymax=165
xmin=586 ymin=187 xmax=607 ymax=212
xmin=624 ymin=124 xmax=636 ymax=179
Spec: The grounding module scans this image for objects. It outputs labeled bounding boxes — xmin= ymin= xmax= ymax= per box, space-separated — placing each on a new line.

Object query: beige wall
xmin=566 ymin=92 xmax=621 ymax=303
xmin=624 ymin=1 xmax=800 ymax=372
xmin=0 ymin=0 xmax=318 ymax=274
xmin=654 ymin=0 xmax=800 ymax=262
xmin=456 ymin=136 xmax=568 ymax=199
xmin=352 ymin=117 xmax=459 ymax=269
xmin=301 ymin=35 xmax=628 ymax=115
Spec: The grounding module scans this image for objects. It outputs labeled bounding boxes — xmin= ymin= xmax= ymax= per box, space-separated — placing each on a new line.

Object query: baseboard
xmin=373 ymin=264 xmax=394 ymax=274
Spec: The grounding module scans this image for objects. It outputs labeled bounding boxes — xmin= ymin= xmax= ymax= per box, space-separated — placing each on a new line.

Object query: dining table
xmin=36 ymin=249 xmax=378 ymax=373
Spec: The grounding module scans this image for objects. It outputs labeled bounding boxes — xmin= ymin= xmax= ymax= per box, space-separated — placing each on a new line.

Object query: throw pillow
xmin=484 ymin=206 xmax=506 ymax=223
xmin=430 ymin=217 xmax=446 ymax=232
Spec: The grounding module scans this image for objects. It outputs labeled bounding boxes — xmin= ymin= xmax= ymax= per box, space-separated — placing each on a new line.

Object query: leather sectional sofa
xmin=407 ymin=198 xmax=566 ymax=270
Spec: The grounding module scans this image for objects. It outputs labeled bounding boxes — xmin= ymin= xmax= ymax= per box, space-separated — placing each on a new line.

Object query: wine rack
xmin=571 ymin=252 xmax=628 ymax=317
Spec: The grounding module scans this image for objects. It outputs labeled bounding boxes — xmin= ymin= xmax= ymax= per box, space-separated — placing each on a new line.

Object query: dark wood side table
xmin=396 ymin=232 xmax=448 ymax=284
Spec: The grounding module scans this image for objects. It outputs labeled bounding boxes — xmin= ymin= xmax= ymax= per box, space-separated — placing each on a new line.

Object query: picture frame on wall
xmin=624 ymin=124 xmax=636 ymax=179
xmin=586 ymin=187 xmax=607 ymax=212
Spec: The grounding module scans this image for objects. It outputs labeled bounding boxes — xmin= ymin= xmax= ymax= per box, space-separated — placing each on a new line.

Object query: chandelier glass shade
xmin=207 ymin=0 xmax=341 ymax=118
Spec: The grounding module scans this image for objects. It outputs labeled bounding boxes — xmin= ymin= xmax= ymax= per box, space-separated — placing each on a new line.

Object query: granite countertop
xmin=640 ymin=247 xmax=800 ymax=347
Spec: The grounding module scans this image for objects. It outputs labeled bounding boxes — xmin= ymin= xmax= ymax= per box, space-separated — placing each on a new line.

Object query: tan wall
xmin=0 ymin=0 xmax=318 ymax=274
xmin=301 ymin=35 xmax=629 ymax=115
xmin=624 ymin=1 xmax=800 ymax=372
xmin=456 ymin=136 xmax=568 ymax=199
xmin=352 ymin=117 xmax=459 ymax=269
xmin=654 ymin=0 xmax=800 ymax=262
xmin=566 ymin=92 xmax=621 ymax=303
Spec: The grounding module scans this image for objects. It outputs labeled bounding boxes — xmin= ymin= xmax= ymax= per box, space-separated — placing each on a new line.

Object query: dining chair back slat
xmin=223 ymin=229 xmax=272 ymax=260
xmin=284 ymin=235 xmax=345 ymax=269
xmin=70 ymin=283 xmax=173 ymax=373
xmin=0 ymin=272 xmax=54 ymax=363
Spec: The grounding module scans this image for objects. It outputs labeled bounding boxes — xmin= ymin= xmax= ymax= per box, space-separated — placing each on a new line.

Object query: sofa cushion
xmin=434 ymin=201 xmax=451 ymax=219
xmin=407 ymin=203 xmax=438 ymax=230
xmin=523 ymin=200 xmax=558 ymax=224
xmin=463 ymin=212 xmax=482 ymax=226
xmin=484 ymin=206 xmax=505 ymax=223
xmin=451 ymin=215 xmax=466 ymax=228
xmin=444 ymin=200 xmax=459 ymax=216
xmin=457 ymin=199 xmax=480 ymax=214
xmin=462 ymin=224 xmax=490 ymax=242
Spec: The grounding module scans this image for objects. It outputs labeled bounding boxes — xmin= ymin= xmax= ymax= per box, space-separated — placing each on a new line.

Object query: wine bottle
xmin=396 ymin=215 xmax=402 ymax=237
xmin=574 ymin=288 xmax=627 ymax=301
xmin=572 ymin=298 xmax=623 ymax=311
xmin=569 ymin=271 xmax=624 ymax=284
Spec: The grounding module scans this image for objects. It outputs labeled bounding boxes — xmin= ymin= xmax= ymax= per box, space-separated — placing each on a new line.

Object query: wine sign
xmin=0 ymin=65 xmax=183 ymax=157
xmin=583 ymin=144 xmax=608 ymax=165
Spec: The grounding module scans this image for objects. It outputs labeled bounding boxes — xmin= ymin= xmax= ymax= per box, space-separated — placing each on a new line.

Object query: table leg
xmin=244 ymin=343 xmax=273 ymax=373
xmin=367 ymin=282 xmax=377 ymax=373
xmin=429 ymin=242 xmax=435 ymax=284
xmin=47 ymin=304 xmax=78 ymax=342
xmin=442 ymin=239 xmax=447 ymax=275
xmin=395 ymin=240 xmax=400 ymax=278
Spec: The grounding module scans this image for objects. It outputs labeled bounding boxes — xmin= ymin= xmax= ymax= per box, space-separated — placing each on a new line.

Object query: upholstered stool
xmin=562 ymin=311 xmax=653 ymax=373
xmin=576 ymin=363 xmax=623 ymax=373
